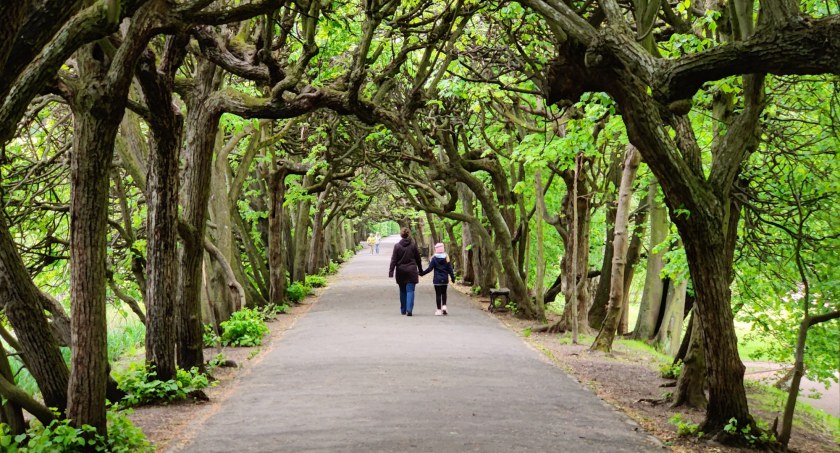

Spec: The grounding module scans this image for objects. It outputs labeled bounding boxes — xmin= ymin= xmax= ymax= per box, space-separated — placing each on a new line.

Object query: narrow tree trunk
xmin=654 ymin=278 xmax=688 ymax=356
xmin=633 ymin=183 xmax=668 ymax=339
xmin=0 ymin=344 xmax=26 ymax=433
xmin=672 ymin=311 xmax=707 ymax=409
xmin=268 ymin=168 xmax=288 ymax=304
xmin=306 ymin=188 xmax=329 ymax=275
xmin=534 ymin=170 xmax=547 ymax=318
xmin=291 ymin=183 xmax=313 ymax=283
xmin=458 ymin=183 xmax=475 ymax=285
xmin=588 ymin=150 xmax=621 ymax=329
xmin=592 ymin=146 xmax=641 ymax=352
xmin=618 ymin=204 xmax=648 ymax=334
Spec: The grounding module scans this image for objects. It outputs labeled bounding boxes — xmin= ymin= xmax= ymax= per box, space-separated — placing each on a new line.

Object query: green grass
xmin=745 ymin=380 xmax=840 ymax=443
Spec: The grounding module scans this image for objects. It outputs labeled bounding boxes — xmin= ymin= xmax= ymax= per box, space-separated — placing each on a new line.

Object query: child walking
xmin=420 ymin=243 xmax=456 ymax=315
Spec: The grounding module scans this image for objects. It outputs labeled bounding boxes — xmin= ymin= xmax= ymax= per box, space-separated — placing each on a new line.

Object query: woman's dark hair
xmin=400 ymin=227 xmax=410 ymax=238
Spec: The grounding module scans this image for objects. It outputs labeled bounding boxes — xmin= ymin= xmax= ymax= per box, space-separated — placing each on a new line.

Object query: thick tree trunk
xmin=592 ymin=145 xmax=641 ymax=352
xmin=672 ymin=311 xmax=707 ymax=409
xmin=139 ymin=37 xmax=186 ymax=382
xmin=68 ymin=96 xmax=120 ymax=436
xmin=178 ymin=59 xmax=221 ymax=372
xmin=632 ymin=183 xmax=668 ymax=339
xmin=681 ymin=220 xmax=750 ymax=432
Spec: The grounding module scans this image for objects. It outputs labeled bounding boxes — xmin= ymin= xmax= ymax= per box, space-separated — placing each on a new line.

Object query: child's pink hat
xmin=434 ymin=243 xmax=445 ymax=253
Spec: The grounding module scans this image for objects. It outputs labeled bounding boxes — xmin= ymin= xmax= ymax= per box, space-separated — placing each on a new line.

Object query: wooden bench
xmin=488 ymin=287 xmax=510 ymax=312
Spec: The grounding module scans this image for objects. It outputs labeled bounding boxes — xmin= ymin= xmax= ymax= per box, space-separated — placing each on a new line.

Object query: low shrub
xmin=305 ymin=275 xmax=327 ymax=288
xmin=286 ymin=282 xmax=311 ymax=303
xmin=660 ymin=360 xmax=683 ymax=379
xmin=669 ymin=414 xmax=702 ymax=437
xmin=0 ymin=410 xmax=153 ymax=452
xmin=116 ymin=364 xmax=209 ymax=407
xmin=220 ymin=308 xmax=269 ymax=346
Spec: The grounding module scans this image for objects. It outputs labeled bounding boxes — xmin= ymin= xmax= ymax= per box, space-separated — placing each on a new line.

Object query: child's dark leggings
xmin=434 ymin=285 xmax=448 ymax=309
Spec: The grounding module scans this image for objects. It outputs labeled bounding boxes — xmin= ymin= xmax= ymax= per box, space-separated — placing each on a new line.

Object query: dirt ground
xmin=130 ymin=282 xmax=838 ymax=452
xmin=452 ymin=287 xmax=839 ymax=453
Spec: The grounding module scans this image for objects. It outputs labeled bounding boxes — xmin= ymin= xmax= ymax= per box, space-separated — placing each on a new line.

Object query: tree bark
xmin=291 ymin=176 xmax=313 ymax=283
xmin=592 ymin=145 xmax=641 ymax=352
xmin=306 ymin=187 xmax=330 ymax=275
xmin=68 ymin=81 xmax=121 ymax=438
xmin=618 ymin=203 xmax=648 ymax=334
xmin=268 ymin=167 xmax=288 ymax=304
xmin=588 ymin=150 xmax=621 ymax=329
xmin=457 ymin=183 xmax=475 ymax=285
xmin=654 ymin=278 xmax=688 ymax=356
xmin=0 ymin=216 xmax=69 ymax=415
xmin=139 ymin=35 xmax=187 ymax=382
xmin=672 ymin=311 xmax=707 ymax=409
xmin=0 ymin=343 xmax=27 ymax=433
xmin=632 ymin=183 xmax=668 ymax=339
xmin=178 ymin=58 xmax=221 ymax=372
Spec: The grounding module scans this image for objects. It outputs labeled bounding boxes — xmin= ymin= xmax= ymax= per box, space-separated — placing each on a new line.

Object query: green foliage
xmin=0 ymin=411 xmax=152 ymax=452
xmin=107 ymin=319 xmax=145 ymax=362
xmin=305 ymin=275 xmax=328 ymax=288
xmin=220 ymin=308 xmax=270 ymax=347
xmin=322 ymin=260 xmax=340 ymax=275
xmin=203 ymin=324 xmax=220 ymax=347
xmin=669 ymin=414 xmax=702 ymax=437
xmin=659 ymin=360 xmax=683 ymax=379
xmin=744 ymin=380 xmax=840 ymax=442
xmin=505 ymin=300 xmax=519 ymax=315
xmin=257 ymin=303 xmax=290 ymax=320
xmin=207 ymin=353 xmax=227 ymax=369
xmin=723 ymin=418 xmax=776 ymax=446
xmin=286 ymin=282 xmax=312 ymax=303
xmin=522 ymin=327 xmax=532 ymax=338
xmin=116 ymin=364 xmax=209 ymax=407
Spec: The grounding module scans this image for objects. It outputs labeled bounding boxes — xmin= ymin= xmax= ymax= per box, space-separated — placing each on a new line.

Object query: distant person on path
xmin=389 ymin=227 xmax=422 ymax=316
xmin=420 ymin=243 xmax=456 ymax=315
xmin=374 ymin=232 xmax=381 ymax=255
xmin=367 ymin=233 xmax=376 ymax=255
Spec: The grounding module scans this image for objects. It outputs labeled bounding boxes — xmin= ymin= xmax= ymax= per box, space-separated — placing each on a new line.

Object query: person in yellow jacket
xmin=366 ymin=233 xmax=376 ymax=255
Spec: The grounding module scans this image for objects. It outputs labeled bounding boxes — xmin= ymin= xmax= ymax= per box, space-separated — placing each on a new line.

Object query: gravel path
xmin=172 ymin=236 xmax=662 ymax=452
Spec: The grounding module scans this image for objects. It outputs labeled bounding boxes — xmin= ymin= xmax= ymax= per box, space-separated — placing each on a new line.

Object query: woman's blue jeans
xmin=398 ymin=283 xmax=416 ymax=314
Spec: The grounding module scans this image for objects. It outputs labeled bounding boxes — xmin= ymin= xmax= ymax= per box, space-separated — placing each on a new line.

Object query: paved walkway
xmin=173 ymin=236 xmax=661 ymax=452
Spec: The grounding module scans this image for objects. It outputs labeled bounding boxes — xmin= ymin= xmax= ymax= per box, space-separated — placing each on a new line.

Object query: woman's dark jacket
xmin=421 ymin=255 xmax=456 ymax=285
xmin=389 ymin=238 xmax=422 ymax=285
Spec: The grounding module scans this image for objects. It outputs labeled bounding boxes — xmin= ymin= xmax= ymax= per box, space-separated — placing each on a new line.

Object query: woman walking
xmin=388 ymin=227 xmax=422 ymax=316
xmin=420 ymin=243 xmax=456 ymax=315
